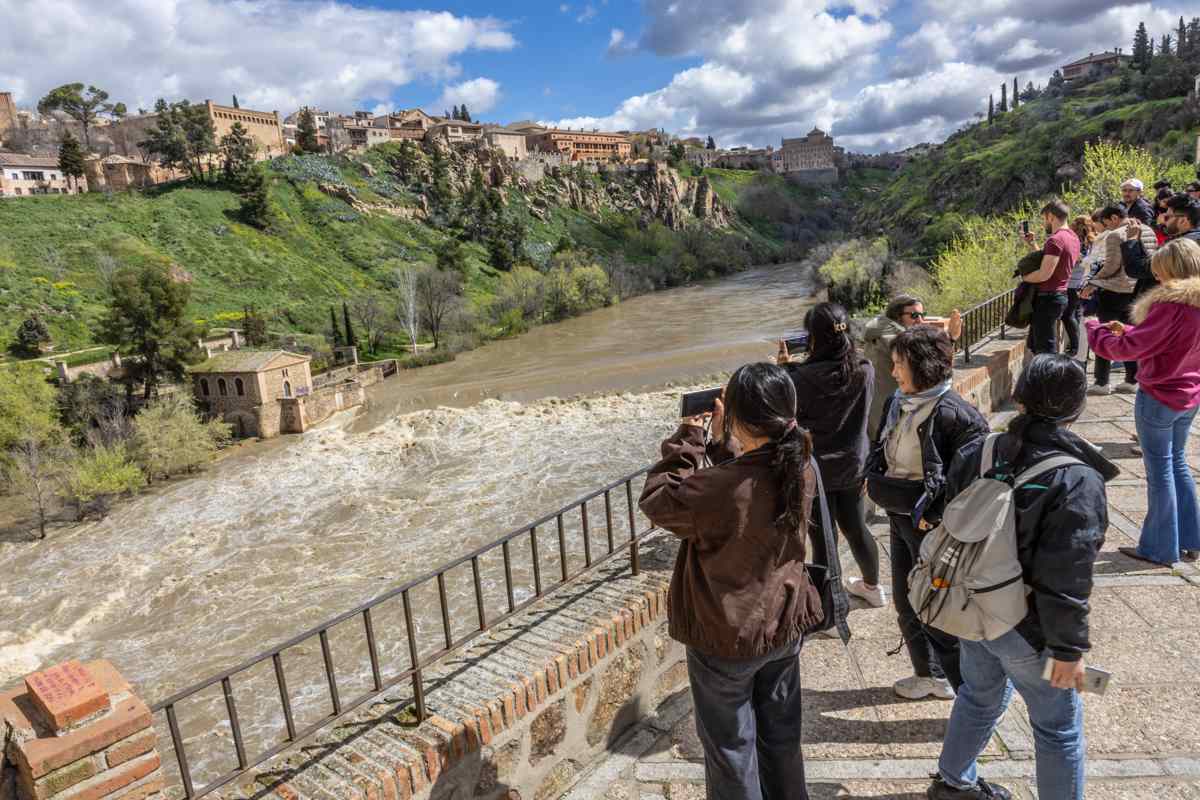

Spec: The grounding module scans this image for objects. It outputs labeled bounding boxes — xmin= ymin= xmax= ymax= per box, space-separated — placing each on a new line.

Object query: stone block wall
xmin=0 ymin=661 xmax=164 ymax=800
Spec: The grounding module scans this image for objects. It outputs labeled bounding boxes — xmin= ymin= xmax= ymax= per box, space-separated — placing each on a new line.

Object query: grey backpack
xmin=907 ymin=434 xmax=1082 ymax=642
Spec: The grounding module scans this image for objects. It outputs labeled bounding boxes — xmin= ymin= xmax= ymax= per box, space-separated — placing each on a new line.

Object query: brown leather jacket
xmin=639 ymin=425 xmax=821 ymax=660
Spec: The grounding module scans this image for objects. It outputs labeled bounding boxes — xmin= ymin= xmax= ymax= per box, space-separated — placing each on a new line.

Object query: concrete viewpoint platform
xmin=562 ymin=391 xmax=1200 ymax=800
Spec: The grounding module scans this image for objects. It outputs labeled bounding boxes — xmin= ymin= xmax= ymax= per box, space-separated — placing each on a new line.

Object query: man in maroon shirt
xmin=1022 ymin=200 xmax=1081 ymax=354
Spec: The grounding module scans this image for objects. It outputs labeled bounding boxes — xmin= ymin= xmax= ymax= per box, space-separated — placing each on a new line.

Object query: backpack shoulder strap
xmin=1012 ymin=455 xmax=1084 ymax=487
xmin=979 ymin=433 xmax=1004 ymax=479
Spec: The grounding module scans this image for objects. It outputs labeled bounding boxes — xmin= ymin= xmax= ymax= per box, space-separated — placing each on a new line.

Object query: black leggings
xmin=810 ymin=488 xmax=880 ymax=586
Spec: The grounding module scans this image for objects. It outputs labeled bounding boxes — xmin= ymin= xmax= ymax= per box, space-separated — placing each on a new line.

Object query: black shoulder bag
xmin=803 ymin=458 xmax=852 ymax=643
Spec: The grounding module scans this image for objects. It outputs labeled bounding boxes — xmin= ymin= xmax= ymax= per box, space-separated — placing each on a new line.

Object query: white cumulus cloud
xmin=0 ymin=0 xmax=516 ymax=114
xmin=435 ymin=77 xmax=501 ymax=116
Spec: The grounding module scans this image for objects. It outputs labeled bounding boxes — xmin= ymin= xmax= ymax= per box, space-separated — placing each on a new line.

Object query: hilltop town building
xmin=483 ymin=127 xmax=529 ymax=160
xmin=775 ymin=128 xmax=839 ymax=184
xmin=0 ymin=91 xmax=16 ymax=143
xmin=714 ymin=146 xmax=773 ymax=171
xmin=0 ymin=151 xmax=85 ymax=196
xmin=372 ymin=109 xmax=437 ymax=142
xmin=527 ymin=128 xmax=632 ymax=162
xmin=1061 ymin=51 xmax=1132 ymax=82
xmin=426 ymin=120 xmax=485 ymax=145
xmin=205 ymin=100 xmax=286 ymax=159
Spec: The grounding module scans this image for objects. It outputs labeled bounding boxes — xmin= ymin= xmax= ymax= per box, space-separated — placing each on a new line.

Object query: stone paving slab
xmin=562 ymin=393 xmax=1200 ymax=799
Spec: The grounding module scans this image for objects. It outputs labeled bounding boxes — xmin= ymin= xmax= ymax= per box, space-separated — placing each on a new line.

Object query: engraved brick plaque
xmin=25 ymin=660 xmax=110 ymax=732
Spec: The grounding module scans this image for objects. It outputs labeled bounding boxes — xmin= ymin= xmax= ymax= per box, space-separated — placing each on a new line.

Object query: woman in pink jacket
xmin=1087 ymin=238 xmax=1200 ymax=565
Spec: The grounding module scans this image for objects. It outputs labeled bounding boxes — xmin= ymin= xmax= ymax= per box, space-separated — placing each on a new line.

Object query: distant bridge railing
xmin=958 ymin=288 xmax=1016 ymax=364
xmin=150 ymin=468 xmax=657 ymax=800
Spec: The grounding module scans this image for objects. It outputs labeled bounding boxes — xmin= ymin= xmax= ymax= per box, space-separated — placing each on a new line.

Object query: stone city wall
xmin=784 ymin=167 xmax=838 ymax=185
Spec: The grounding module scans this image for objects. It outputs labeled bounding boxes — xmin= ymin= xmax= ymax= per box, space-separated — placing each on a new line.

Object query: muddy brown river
xmin=0 ymin=262 xmax=816 ymax=786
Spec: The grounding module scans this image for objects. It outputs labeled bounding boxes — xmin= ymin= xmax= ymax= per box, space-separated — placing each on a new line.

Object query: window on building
xmin=200 ymin=378 xmax=210 ymax=396
xmin=235 ymin=377 xmax=245 ymax=396
xmin=283 ymin=380 xmax=292 ymax=398
xmin=282 ymin=368 xmax=289 ymax=378
xmin=218 ymin=378 xmax=228 ymax=396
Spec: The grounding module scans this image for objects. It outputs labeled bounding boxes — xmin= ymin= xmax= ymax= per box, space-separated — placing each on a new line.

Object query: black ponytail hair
xmin=1010 ymin=354 xmax=1087 ymax=440
xmin=804 ymin=301 xmax=858 ymax=382
xmin=722 ymin=362 xmax=814 ymax=536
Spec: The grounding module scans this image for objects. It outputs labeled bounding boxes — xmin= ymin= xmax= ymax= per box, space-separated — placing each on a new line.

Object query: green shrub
xmin=61 ymin=443 xmax=144 ymax=520
xmin=131 ymin=395 xmax=230 ymax=481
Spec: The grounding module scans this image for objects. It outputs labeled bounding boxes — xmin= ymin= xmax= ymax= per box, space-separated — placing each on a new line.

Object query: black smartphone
xmin=1021 ymin=220 xmax=1030 ymax=236
xmin=784 ymin=333 xmax=810 ymax=355
xmin=680 ymin=387 xmax=722 ymax=418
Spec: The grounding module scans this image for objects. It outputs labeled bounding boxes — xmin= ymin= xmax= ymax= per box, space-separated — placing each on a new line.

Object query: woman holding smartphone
xmin=640 ymin=363 xmax=820 ymax=800
xmin=777 ymin=302 xmax=883 ymax=608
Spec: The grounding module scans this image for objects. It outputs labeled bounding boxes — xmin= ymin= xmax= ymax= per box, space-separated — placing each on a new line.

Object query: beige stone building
xmin=373 ymin=109 xmax=437 ymax=142
xmin=0 ymin=151 xmax=85 ymax=197
xmin=527 ymin=128 xmax=631 ymax=162
xmin=425 ymin=120 xmax=485 ymax=145
xmin=775 ymin=128 xmax=838 ymax=184
xmin=0 ymin=91 xmax=16 ymax=144
xmin=189 ymin=350 xmax=313 ymax=438
xmin=205 ymin=100 xmax=286 ymax=159
xmin=483 ymin=127 xmax=528 ymax=160
xmin=82 ymin=154 xmax=179 ymax=191
xmin=1061 ymin=51 xmax=1131 ymax=82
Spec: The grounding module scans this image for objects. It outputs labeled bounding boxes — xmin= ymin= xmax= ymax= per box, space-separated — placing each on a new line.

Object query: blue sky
xmin=0 ymin=0 xmax=1195 ymax=153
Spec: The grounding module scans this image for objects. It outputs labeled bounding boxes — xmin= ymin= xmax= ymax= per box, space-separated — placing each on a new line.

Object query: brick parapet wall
xmin=0 ymin=662 xmax=165 ymax=800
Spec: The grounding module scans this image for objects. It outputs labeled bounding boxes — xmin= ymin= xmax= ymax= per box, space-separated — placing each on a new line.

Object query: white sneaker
xmin=1115 ymin=382 xmax=1138 ymax=395
xmin=893 ymin=675 xmax=956 ymax=700
xmin=1086 ymin=384 xmax=1112 ymax=396
xmin=845 ymin=577 xmax=886 ymax=608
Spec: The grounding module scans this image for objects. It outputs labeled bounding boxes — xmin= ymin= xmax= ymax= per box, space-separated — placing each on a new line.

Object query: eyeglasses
xmin=903 ymin=311 xmax=926 ymax=320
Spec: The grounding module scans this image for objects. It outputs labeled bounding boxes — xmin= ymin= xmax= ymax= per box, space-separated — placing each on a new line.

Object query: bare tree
xmin=4 ymin=439 xmax=66 ymax=540
xmin=96 ymin=252 xmax=120 ymax=294
xmin=415 ymin=268 xmax=463 ymax=350
xmin=350 ymin=293 xmax=390 ymax=354
xmin=394 ymin=265 xmax=422 ymax=354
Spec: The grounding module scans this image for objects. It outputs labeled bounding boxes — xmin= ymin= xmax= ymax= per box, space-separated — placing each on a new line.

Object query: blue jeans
xmin=1134 ymin=390 xmax=1200 ymax=563
xmin=938 ymin=630 xmax=1085 ymax=800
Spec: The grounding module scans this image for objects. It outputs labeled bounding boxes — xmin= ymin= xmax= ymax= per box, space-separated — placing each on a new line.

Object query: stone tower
xmin=0 ymin=91 xmax=17 ymax=143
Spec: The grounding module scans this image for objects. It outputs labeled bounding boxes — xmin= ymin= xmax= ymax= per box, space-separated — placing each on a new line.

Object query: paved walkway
xmin=563 ymin=392 xmax=1200 ymax=799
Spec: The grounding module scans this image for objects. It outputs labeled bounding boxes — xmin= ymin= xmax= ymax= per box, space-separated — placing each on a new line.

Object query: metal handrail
xmin=958 ymin=287 xmax=1016 ymax=363
xmin=150 ymin=467 xmax=656 ymax=800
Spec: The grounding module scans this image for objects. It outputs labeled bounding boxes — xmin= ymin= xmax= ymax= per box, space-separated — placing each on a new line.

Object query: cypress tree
xmin=329 ymin=306 xmax=342 ymax=347
xmin=987 ymin=94 xmax=994 ymax=124
xmin=1161 ymin=34 xmax=1173 ymax=56
xmin=232 ymin=94 xmax=240 ymax=109
xmin=999 ymin=82 xmax=1008 ymax=112
xmin=342 ymin=301 xmax=357 ymax=348
xmin=1178 ymin=17 xmax=1188 ymax=57
xmin=1133 ymin=22 xmax=1151 ymax=72
xmin=1012 ymin=77 xmax=1019 ymax=109
xmin=57 ymin=130 xmax=86 ymax=193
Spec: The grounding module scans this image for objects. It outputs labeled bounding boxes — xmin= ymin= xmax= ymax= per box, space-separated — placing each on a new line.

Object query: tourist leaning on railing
xmin=639 ymin=363 xmax=820 ymax=800
xmin=865 ymin=326 xmax=989 ymax=700
xmin=1086 ymin=238 xmax=1200 ymax=568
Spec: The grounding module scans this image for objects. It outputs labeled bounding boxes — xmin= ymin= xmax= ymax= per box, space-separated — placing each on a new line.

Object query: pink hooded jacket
xmin=1086 ymin=277 xmax=1200 ymax=411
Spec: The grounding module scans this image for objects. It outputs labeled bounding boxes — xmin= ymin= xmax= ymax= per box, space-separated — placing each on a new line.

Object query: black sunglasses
xmin=903 ymin=310 xmax=926 ymax=319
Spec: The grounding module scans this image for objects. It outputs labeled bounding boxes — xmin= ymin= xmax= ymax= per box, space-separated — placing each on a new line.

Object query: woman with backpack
xmin=1087 ymin=237 xmax=1200 ymax=567
xmin=639 ymin=362 xmax=824 ymax=800
xmin=777 ymin=302 xmax=883 ymax=607
xmin=927 ymin=355 xmax=1118 ymax=800
xmin=867 ymin=326 xmax=989 ymax=699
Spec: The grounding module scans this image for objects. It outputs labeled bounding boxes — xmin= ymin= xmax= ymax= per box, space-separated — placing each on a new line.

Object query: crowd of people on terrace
xmin=636 ymin=180 xmax=1200 ymax=799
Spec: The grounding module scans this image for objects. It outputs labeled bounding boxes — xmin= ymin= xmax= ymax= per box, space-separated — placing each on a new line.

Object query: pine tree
xmin=342 ymin=301 xmax=357 ymax=348
xmin=459 ymin=104 xmax=471 ymax=123
xmin=999 ymin=82 xmax=1008 ymax=112
xmin=219 ymin=121 xmax=257 ymax=186
xmin=1178 ymin=17 xmax=1188 ymax=57
xmin=296 ymin=108 xmax=320 ymax=153
xmin=237 ymin=168 xmax=273 ymax=230
xmin=987 ymin=94 xmax=994 ymax=124
xmin=329 ymin=306 xmax=342 ymax=347
xmin=1133 ymin=21 xmax=1151 ymax=72
xmin=1161 ymin=34 xmax=1173 ymax=56
xmin=57 ymin=130 xmax=86 ymax=193
xmin=1012 ymin=77 xmax=1019 ymax=109
xmin=1188 ymin=19 xmax=1200 ymax=60
xmin=705 ymin=136 xmax=716 ymax=150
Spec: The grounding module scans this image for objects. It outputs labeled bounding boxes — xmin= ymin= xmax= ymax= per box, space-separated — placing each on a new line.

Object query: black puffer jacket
xmin=867 ymin=391 xmax=989 ymax=526
xmin=1127 ymin=196 xmax=1156 ymax=226
xmin=945 ymin=420 xmax=1119 ymax=662
xmin=782 ymin=357 xmax=874 ymax=491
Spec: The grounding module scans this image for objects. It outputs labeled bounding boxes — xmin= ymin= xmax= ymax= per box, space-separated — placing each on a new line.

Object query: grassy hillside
xmin=864 ymin=72 xmax=1200 ymax=257
xmin=0 ymin=149 xmax=831 ymax=360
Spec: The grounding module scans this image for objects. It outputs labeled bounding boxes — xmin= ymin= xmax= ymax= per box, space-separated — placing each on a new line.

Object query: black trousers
xmin=811 ymin=488 xmax=880 ymax=586
xmin=889 ymin=513 xmax=962 ymax=688
xmin=1059 ymin=288 xmax=1082 ymax=356
xmin=1027 ymin=292 xmax=1068 ymax=355
xmin=688 ymin=640 xmax=808 ymax=800
xmin=1094 ymin=290 xmax=1138 ymax=386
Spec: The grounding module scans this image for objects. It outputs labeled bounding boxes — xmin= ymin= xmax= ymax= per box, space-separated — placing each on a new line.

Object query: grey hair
xmin=885 ymin=294 xmax=924 ymax=322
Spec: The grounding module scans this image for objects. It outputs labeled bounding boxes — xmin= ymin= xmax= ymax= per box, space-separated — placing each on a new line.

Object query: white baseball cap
xmin=1121 ymin=178 xmax=1144 ymax=191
